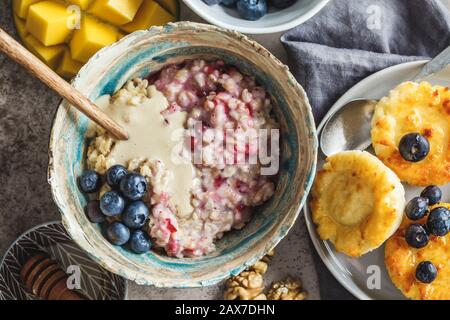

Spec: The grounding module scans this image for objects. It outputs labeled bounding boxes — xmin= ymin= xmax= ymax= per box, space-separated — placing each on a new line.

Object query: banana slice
xmin=372 ymin=81 xmax=450 ymax=186
xmin=385 ymin=203 xmax=450 ymax=300
xmin=311 ymin=151 xmax=405 ymax=257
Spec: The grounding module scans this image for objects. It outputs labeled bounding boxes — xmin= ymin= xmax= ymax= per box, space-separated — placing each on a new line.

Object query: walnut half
xmin=223 ymin=270 xmax=266 ymax=300
xmin=223 ymin=250 xmax=307 ymax=301
xmin=266 ymin=279 xmax=307 ymax=301
xmin=223 ymin=253 xmax=272 ymax=300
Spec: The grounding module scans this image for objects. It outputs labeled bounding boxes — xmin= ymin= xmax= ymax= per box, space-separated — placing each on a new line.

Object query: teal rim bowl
xmin=48 ymin=22 xmax=317 ymax=287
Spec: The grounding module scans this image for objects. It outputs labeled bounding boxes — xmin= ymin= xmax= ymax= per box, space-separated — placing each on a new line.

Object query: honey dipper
xmin=20 ymin=254 xmax=85 ymax=300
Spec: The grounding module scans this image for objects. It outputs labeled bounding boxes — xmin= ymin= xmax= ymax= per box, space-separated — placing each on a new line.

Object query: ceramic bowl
xmin=0 ymin=221 xmax=127 ymax=300
xmin=48 ymin=22 xmax=317 ymax=287
xmin=182 ymin=0 xmax=330 ymax=34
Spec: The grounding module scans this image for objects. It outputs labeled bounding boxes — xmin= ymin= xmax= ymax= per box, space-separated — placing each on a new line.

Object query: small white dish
xmin=304 ymin=60 xmax=450 ymax=300
xmin=182 ymin=0 xmax=330 ymax=34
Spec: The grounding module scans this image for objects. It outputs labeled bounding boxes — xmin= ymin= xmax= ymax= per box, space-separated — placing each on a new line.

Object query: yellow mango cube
xmin=13 ymin=0 xmax=178 ymax=78
xmin=26 ymin=1 xmax=77 ymax=46
xmin=24 ymin=34 xmax=64 ymax=68
xmin=121 ymin=0 xmax=175 ymax=33
xmin=155 ymin=0 xmax=178 ymax=16
xmin=88 ymin=0 xmax=144 ymax=26
xmin=13 ymin=15 xmax=28 ymax=38
xmin=57 ymin=48 xmax=83 ymax=79
xmin=70 ymin=16 xmax=117 ymax=63
xmin=67 ymin=0 xmax=92 ymax=10
xmin=12 ymin=0 xmax=40 ymax=19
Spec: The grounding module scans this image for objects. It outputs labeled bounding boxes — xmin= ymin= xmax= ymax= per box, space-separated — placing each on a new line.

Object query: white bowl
xmin=182 ymin=0 xmax=330 ymax=34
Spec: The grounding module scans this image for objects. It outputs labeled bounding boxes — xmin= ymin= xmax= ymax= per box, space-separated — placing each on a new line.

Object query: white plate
xmin=182 ymin=0 xmax=330 ymax=34
xmin=304 ymin=60 xmax=450 ymax=300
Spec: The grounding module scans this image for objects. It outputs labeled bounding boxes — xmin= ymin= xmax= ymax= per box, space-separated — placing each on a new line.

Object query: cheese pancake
xmin=371 ymin=81 xmax=450 ymax=186
xmin=311 ymin=151 xmax=405 ymax=257
xmin=385 ymin=203 xmax=450 ymax=300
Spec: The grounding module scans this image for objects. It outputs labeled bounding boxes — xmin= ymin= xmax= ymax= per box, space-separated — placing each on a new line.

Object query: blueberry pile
xmin=404 ymin=185 xmax=449 ymax=284
xmin=202 ymin=0 xmax=298 ymax=21
xmin=78 ymin=165 xmax=152 ymax=254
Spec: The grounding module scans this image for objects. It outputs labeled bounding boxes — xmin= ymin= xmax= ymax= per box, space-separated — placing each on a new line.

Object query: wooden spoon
xmin=0 ymin=27 xmax=128 ymax=140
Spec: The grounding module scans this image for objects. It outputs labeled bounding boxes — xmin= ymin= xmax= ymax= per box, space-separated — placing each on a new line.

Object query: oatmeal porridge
xmin=87 ymin=59 xmax=279 ymax=258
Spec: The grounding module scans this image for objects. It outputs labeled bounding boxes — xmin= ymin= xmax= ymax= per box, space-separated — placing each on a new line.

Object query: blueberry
xmin=106 ymin=222 xmax=130 ymax=246
xmin=100 ymin=191 xmax=125 ymax=216
xmin=415 ymin=261 xmax=437 ymax=284
xmin=269 ymin=0 xmax=297 ymax=9
xmin=122 ymin=201 xmax=150 ymax=229
xmin=237 ymin=0 xmax=267 ymax=21
xmin=420 ymin=185 xmax=442 ymax=206
xmin=120 ymin=173 xmax=147 ymax=201
xmin=106 ymin=165 xmax=128 ymax=189
xmin=78 ymin=170 xmax=101 ymax=193
xmin=398 ymin=133 xmax=430 ymax=162
xmin=203 ymin=0 xmax=222 ymax=5
xmin=405 ymin=197 xmax=429 ymax=221
xmin=84 ymin=200 xmax=105 ymax=223
xmin=426 ymin=207 xmax=450 ymax=236
xmin=129 ymin=230 xmax=152 ymax=254
xmin=222 ymin=0 xmax=238 ymax=6
xmin=405 ymin=224 xmax=429 ymax=249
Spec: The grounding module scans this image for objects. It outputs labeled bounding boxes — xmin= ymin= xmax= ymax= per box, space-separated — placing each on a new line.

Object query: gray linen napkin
xmin=281 ymin=0 xmax=450 ymax=299
xmin=282 ymin=0 xmax=450 ymax=123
